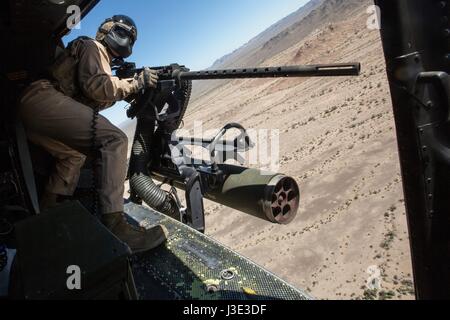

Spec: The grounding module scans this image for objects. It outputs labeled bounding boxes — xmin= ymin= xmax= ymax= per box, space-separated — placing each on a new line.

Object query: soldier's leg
xmin=28 ymin=134 xmax=86 ymax=197
xmin=27 ymin=134 xmax=86 ymax=210
xmin=19 ymin=80 xmax=167 ymax=252
xmin=19 ymin=80 xmax=128 ymax=214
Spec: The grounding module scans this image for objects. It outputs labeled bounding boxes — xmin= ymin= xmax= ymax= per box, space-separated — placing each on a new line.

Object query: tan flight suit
xmin=18 ymin=38 xmax=140 ymax=214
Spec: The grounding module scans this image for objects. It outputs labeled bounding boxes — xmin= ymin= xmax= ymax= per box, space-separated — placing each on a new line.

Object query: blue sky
xmin=65 ymin=0 xmax=309 ymax=126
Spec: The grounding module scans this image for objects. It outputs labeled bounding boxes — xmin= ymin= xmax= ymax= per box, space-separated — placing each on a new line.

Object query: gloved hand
xmin=137 ymin=67 xmax=159 ymax=90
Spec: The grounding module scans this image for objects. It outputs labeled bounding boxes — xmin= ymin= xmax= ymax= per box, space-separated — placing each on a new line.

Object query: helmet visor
xmin=113 ymin=23 xmax=137 ymax=44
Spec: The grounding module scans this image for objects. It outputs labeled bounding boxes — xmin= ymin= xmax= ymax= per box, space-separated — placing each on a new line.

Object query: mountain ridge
xmin=191 ymin=0 xmax=325 ymax=100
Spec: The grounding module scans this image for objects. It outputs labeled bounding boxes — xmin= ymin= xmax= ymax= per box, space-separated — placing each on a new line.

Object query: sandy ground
xmin=180 ymin=6 xmax=415 ymax=300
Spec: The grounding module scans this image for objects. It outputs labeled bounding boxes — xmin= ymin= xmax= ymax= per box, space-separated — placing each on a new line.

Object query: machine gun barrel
xmin=173 ymin=63 xmax=361 ymax=81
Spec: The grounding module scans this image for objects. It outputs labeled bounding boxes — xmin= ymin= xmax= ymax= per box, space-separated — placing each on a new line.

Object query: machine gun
xmin=115 ymin=62 xmax=361 ymax=233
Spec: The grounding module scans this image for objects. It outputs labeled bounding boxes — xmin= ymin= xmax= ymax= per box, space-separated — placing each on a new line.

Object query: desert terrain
xmin=122 ymin=0 xmax=415 ymax=300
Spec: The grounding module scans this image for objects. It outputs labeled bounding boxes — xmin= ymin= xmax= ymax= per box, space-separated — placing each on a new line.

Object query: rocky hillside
xmin=121 ymin=0 xmax=415 ymax=300
xmin=192 ymin=0 xmax=324 ymax=99
xmin=184 ymin=0 xmax=415 ymax=300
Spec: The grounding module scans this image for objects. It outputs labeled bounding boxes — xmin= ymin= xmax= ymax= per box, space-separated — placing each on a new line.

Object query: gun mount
xmin=121 ymin=62 xmax=361 ymax=233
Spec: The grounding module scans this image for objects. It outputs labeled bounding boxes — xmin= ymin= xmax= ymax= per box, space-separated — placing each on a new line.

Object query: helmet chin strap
xmin=103 ymin=43 xmax=118 ymax=60
xmin=104 ymin=35 xmax=133 ymax=59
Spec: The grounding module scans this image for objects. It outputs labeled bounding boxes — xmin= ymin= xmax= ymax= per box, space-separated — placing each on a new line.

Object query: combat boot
xmin=102 ymin=212 xmax=168 ymax=254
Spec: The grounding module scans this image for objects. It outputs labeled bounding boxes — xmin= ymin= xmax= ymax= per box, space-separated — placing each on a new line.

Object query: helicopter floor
xmin=124 ymin=202 xmax=312 ymax=300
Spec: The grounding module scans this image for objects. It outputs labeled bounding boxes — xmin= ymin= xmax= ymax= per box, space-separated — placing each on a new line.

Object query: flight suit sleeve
xmin=76 ymin=40 xmax=139 ymax=105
